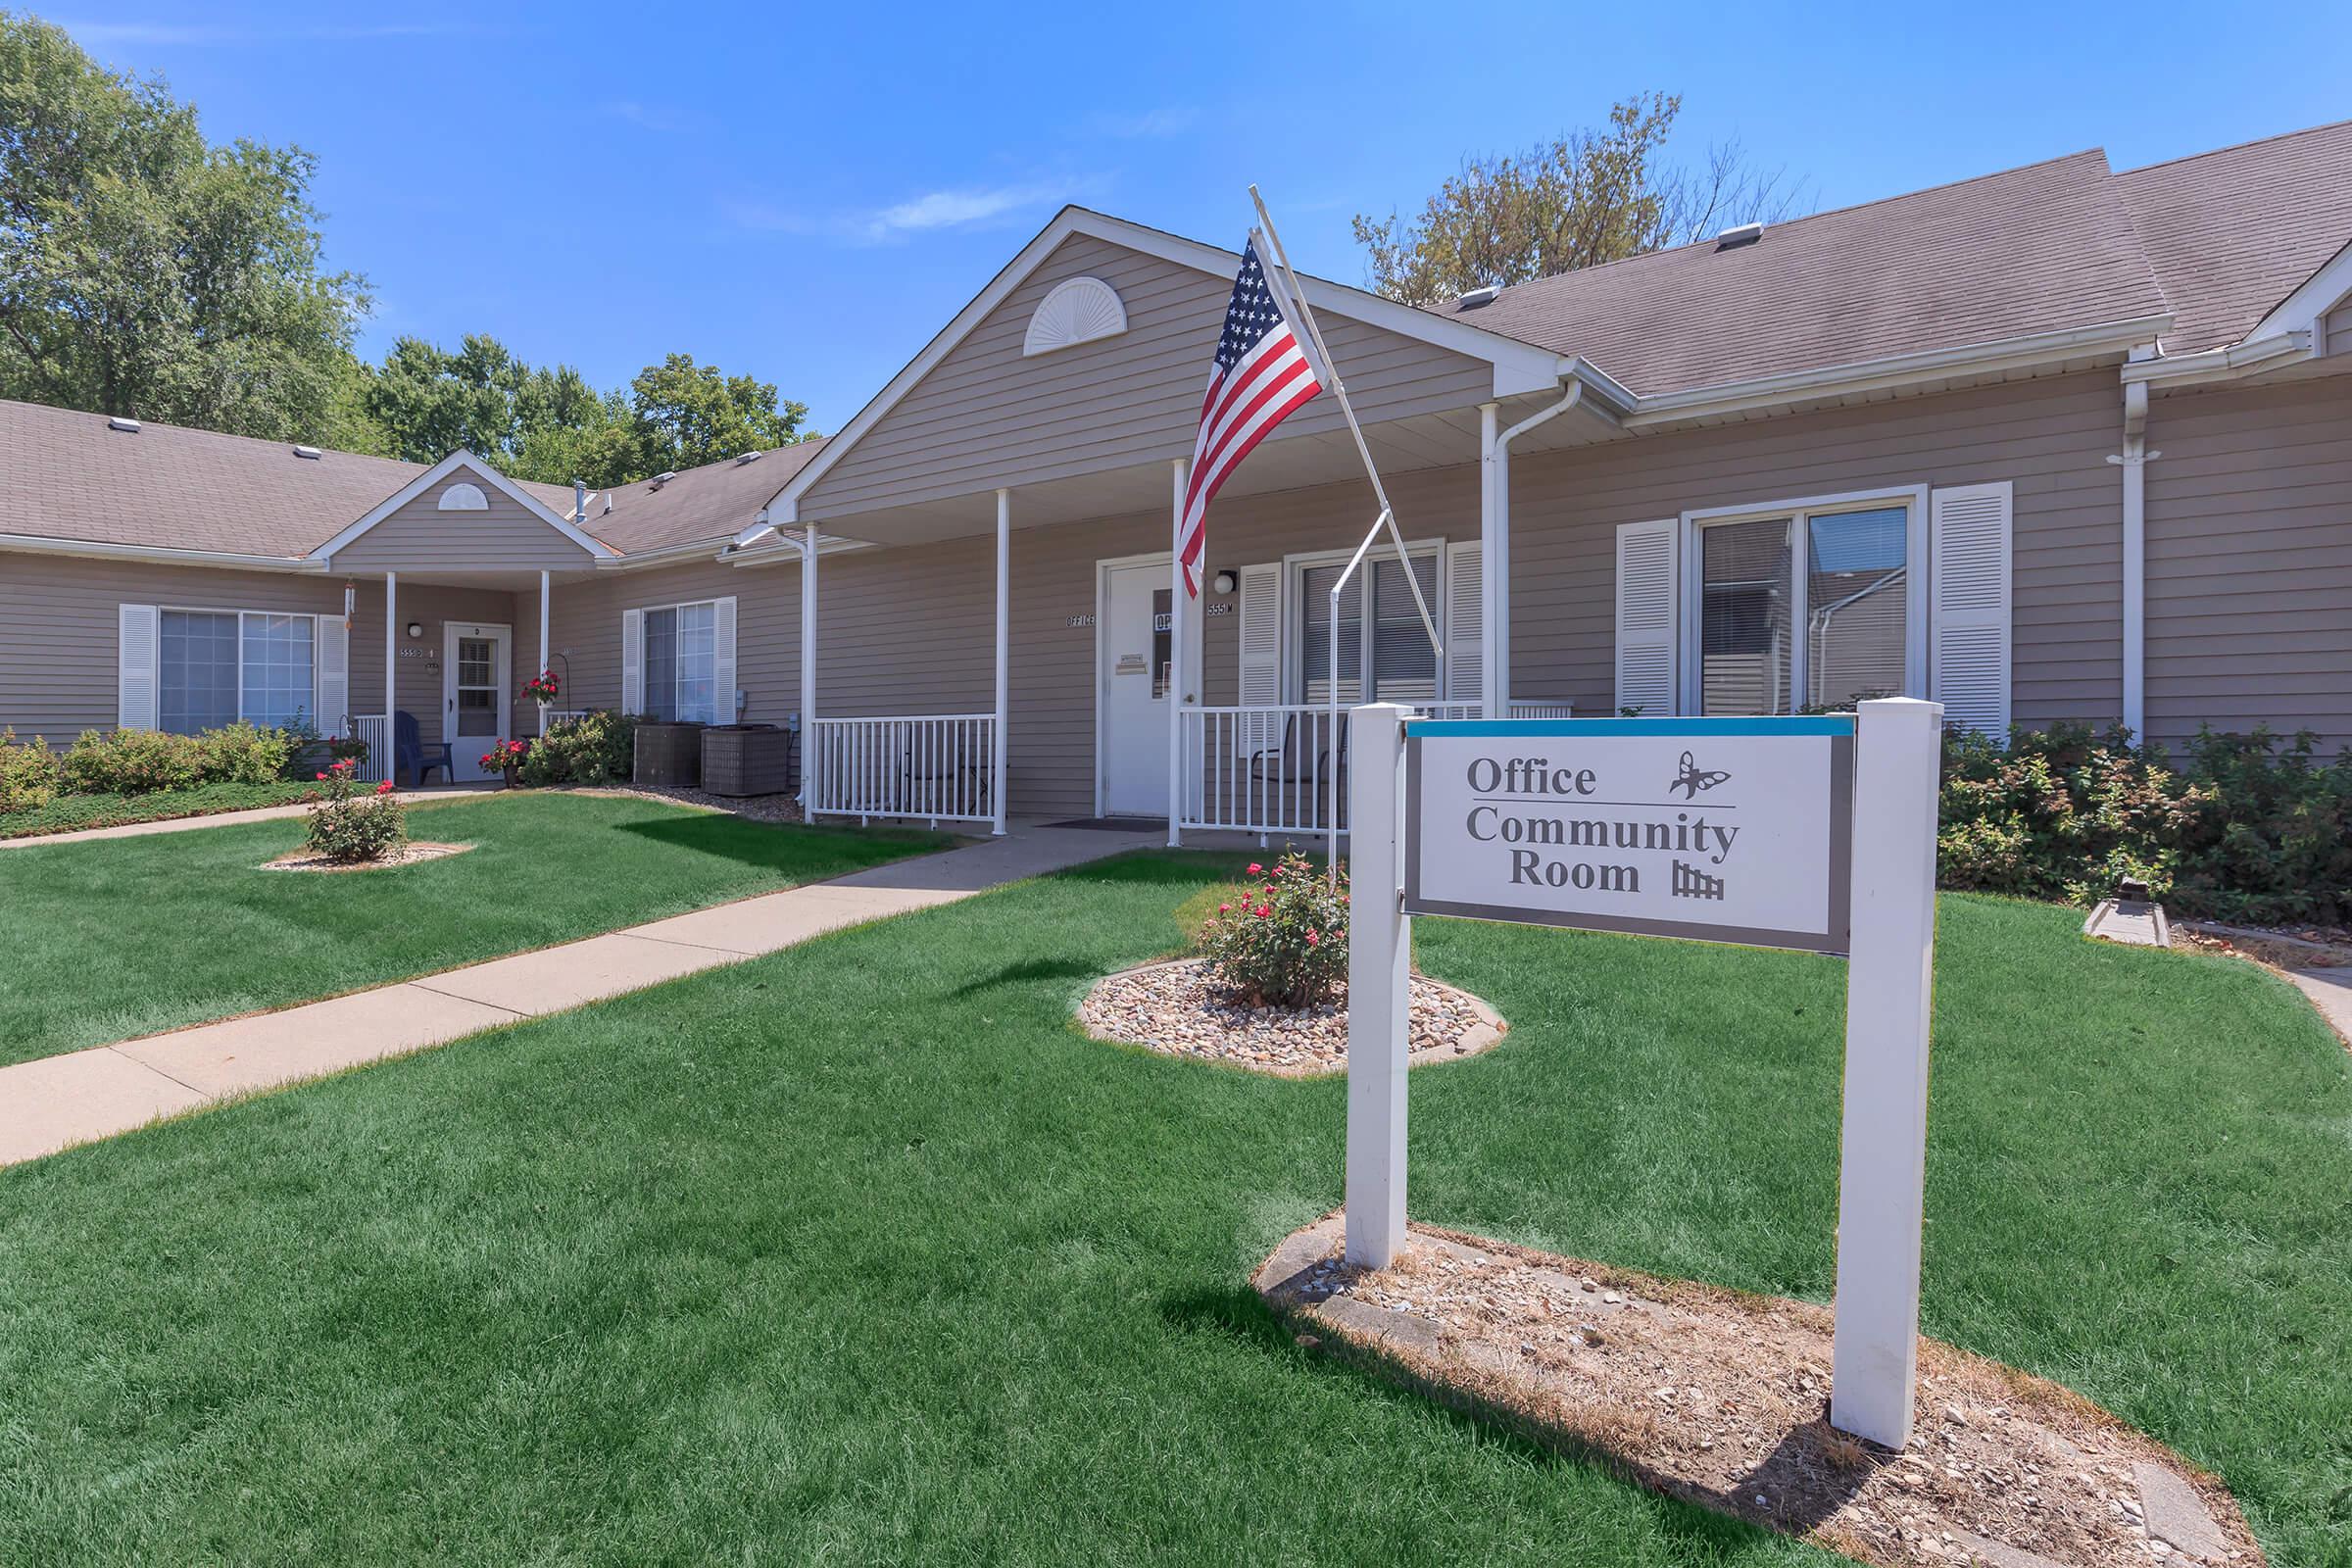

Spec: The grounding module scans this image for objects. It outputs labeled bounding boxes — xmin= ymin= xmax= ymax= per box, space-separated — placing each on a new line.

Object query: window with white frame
xmin=641 ymin=600 xmax=718 ymax=722
xmin=1293 ymin=548 xmax=1442 ymax=704
xmin=1690 ymin=495 xmax=1919 ymax=716
xmin=157 ymin=610 xmax=315 ymax=733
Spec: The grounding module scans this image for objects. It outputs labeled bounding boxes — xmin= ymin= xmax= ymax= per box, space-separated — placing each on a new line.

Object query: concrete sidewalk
xmin=0 ymin=785 xmax=500 ymax=850
xmin=0 ymin=823 xmax=1157 ymax=1167
xmin=2285 ymin=966 xmax=2352 ymax=1047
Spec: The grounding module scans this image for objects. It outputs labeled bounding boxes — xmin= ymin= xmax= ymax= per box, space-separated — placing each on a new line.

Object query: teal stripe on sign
xmin=1407 ymin=715 xmax=1858 ymax=738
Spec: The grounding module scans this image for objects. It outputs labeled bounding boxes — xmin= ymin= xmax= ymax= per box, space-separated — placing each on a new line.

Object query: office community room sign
xmin=1403 ymin=717 xmax=1855 ymax=954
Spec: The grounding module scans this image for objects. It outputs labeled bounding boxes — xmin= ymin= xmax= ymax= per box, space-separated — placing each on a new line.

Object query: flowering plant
xmin=304 ymin=759 xmax=406 ymax=861
xmin=520 ymin=668 xmax=561 ymax=703
xmin=1193 ymin=847 xmax=1349 ymax=1008
xmin=480 ymin=739 xmax=531 ymax=776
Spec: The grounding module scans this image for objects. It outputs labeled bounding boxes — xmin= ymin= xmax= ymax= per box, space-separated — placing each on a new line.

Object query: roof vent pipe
xmin=575 ymin=477 xmax=587 ymax=525
xmin=1714 ymin=221 xmax=1764 ymax=251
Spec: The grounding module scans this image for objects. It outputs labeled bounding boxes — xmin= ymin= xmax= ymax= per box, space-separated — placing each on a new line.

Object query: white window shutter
xmin=1614 ymin=520 xmax=1679 ymax=716
xmin=620 ymin=608 xmax=644 ymax=714
xmin=314 ymin=614 xmax=350 ymax=734
xmin=1445 ymin=540 xmax=1483 ymax=703
xmin=118 ymin=604 xmax=159 ymax=730
xmin=713 ymin=596 xmax=739 ymax=721
xmin=1236 ymin=563 xmax=1282 ymax=750
xmin=1930 ymin=481 xmax=2012 ymax=738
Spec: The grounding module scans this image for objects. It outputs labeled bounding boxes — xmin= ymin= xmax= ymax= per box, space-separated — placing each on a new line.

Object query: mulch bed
xmin=2174 ymin=919 xmax=2352 ymax=970
xmin=264 ymin=842 xmax=473 ymax=873
xmin=1077 ymin=957 xmax=1503 ymax=1076
xmin=1256 ymin=1215 xmax=2262 ymax=1568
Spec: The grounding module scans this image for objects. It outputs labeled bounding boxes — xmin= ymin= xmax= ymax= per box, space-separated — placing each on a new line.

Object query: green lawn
xmin=0 ymin=791 xmax=941 ymax=1066
xmin=0 ymin=778 xmax=324 ymax=839
xmin=0 ymin=855 xmax=2344 ymax=1566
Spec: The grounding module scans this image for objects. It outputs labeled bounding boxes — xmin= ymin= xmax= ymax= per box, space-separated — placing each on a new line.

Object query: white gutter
xmin=1481 ymin=380 xmax=1588 ymax=710
xmin=2118 ymin=329 xmax=2313 ymax=388
xmin=2106 ymin=367 xmax=2160 ymax=739
xmin=1622 ymin=314 xmax=2176 ymax=430
xmin=0 ymin=534 xmax=326 ymax=572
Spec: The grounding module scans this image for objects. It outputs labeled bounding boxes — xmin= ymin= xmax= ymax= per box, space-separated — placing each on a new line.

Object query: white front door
xmin=443 ymin=621 xmax=512 ymax=782
xmin=1100 ymin=561 xmax=1172 ymax=817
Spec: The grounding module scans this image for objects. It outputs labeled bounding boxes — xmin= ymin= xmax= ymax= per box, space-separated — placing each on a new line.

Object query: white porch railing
xmin=350 ymin=714 xmax=392 ymax=785
xmin=806 ymin=713 xmax=999 ymax=827
xmin=1177 ymin=699 xmax=1574 ymax=837
xmin=542 ymin=709 xmax=591 ymax=729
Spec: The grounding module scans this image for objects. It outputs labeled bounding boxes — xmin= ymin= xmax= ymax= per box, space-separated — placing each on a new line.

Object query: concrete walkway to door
xmin=0 ymin=822 xmax=1159 ymax=1168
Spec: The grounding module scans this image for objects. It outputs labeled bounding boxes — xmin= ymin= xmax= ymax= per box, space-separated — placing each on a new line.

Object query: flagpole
xmin=1249 ymin=188 xmax=1442 ymax=661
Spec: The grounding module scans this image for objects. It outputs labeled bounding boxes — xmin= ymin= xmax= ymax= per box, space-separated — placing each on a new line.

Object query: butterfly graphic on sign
xmin=1668 ymin=751 xmax=1733 ymax=800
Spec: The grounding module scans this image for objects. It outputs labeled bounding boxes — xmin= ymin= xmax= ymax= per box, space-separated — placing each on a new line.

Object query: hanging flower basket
xmin=520 ymin=668 xmax=561 ymax=704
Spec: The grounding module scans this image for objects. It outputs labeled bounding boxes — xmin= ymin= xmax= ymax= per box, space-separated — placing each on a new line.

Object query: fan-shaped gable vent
xmin=1023 ymin=275 xmax=1128 ymax=357
xmin=438 ymin=481 xmax=490 ymax=512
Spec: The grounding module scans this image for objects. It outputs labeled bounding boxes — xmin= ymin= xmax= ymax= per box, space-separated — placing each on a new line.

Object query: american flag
xmin=1177 ymin=238 xmax=1322 ymax=596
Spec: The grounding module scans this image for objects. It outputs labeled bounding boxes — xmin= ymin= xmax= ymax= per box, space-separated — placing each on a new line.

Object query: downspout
xmin=2108 ymin=368 xmax=2159 ymax=740
xmin=1482 ymin=381 xmax=1584 ymax=715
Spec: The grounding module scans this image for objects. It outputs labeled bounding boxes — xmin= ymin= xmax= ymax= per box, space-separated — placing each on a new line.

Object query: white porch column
xmin=1478 ymin=401 xmax=1501 ymax=717
xmin=993 ymin=488 xmax=1010 ymax=837
xmin=1166 ymin=457 xmax=1188 ymax=847
xmin=383 ymin=568 xmax=398 ymax=748
xmin=801 ymin=520 xmax=817 ymax=809
xmin=537 ymin=568 xmax=550 ymax=733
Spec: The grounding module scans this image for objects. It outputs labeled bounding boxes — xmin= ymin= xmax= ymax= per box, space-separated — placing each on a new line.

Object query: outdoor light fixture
xmin=406 ymin=621 xmax=423 ymax=640
xmin=1212 ymin=569 xmax=1237 ymax=595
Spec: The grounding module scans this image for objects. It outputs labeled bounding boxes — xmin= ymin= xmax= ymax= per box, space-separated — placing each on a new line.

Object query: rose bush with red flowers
xmin=303 ymin=758 xmax=406 ymax=861
xmin=479 ymin=739 xmax=531 ymax=779
xmin=1193 ymin=846 xmax=1348 ymax=1007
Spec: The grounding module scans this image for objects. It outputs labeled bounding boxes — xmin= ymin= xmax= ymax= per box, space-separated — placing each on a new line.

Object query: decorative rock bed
xmin=264 ymin=842 xmax=473 ymax=873
xmin=1077 ymin=957 xmax=1504 ymax=1076
xmin=1255 ymin=1214 xmax=2263 ymax=1568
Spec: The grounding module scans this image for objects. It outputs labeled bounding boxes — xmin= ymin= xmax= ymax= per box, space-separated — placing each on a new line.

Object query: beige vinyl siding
xmin=726 ymin=370 xmax=2133 ymax=818
xmin=0 ymin=553 xmax=513 ymax=751
xmin=2142 ymin=374 xmax=2352 ymax=753
xmin=546 ymin=559 xmax=796 ymax=726
xmin=797 ymin=233 xmax=1496 ymax=522
xmin=328 ymin=471 xmax=595 ymax=572
xmin=2328 ymin=300 xmax=2352 ymax=356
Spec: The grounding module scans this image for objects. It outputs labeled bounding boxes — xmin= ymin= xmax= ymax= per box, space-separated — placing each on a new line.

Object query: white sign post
xmin=1346 ymin=698 xmax=1942 ymax=1447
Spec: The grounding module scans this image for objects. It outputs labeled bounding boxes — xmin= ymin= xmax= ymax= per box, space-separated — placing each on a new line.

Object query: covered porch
xmin=780 ymin=385 xmax=1617 ymax=841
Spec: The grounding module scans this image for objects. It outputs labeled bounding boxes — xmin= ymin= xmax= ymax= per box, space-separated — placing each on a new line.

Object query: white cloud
xmin=729 ymin=177 xmax=1104 ymax=246
xmin=1085 ymin=106 xmax=1200 ymax=140
xmin=605 ymin=100 xmax=704 ymax=135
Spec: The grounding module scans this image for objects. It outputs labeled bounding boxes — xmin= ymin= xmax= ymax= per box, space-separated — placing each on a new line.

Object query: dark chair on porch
xmin=394 ymin=710 xmax=454 ymax=787
xmin=1244 ymin=712 xmax=1343 ymax=827
xmin=899 ymin=724 xmax=990 ymax=818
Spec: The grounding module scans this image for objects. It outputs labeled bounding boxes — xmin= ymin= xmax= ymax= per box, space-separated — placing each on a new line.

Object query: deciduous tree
xmin=1351 ymin=92 xmax=1803 ymax=305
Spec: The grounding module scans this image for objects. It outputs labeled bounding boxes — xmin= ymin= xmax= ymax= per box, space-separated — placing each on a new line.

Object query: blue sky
xmin=50 ymin=2 xmax=2352 ymax=432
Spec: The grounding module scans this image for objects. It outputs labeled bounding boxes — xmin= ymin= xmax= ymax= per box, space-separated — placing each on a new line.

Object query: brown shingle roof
xmin=2112 ymin=119 xmax=2352 ymax=353
xmin=578 ymin=439 xmax=828 ymax=553
xmin=0 ymin=397 xmax=816 ymax=560
xmin=1424 ymin=149 xmax=2174 ymax=395
xmin=0 ymin=398 xmax=437 ymax=557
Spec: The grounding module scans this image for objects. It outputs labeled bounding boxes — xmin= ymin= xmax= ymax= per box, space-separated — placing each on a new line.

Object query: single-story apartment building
xmin=4 ymin=120 xmax=2349 ymax=834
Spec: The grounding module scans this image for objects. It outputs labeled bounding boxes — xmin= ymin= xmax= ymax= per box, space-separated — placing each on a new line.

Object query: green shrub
xmin=0 ymin=729 xmax=63 ymax=813
xmin=1936 ymin=722 xmax=2352 ymax=924
xmin=198 ymin=720 xmax=294 ymax=784
xmin=519 ymin=710 xmax=639 ymax=787
xmin=303 ymin=760 xmax=406 ymax=861
xmin=2167 ymin=727 xmax=2352 ymax=925
xmin=0 ymin=780 xmax=321 ymax=840
xmin=1194 ymin=849 xmax=1349 ymax=1007
xmin=61 ymin=728 xmax=206 ymax=795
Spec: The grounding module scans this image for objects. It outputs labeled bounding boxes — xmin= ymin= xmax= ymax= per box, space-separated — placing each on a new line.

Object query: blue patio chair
xmin=394 ymin=710 xmax=454 ymax=787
